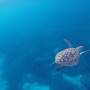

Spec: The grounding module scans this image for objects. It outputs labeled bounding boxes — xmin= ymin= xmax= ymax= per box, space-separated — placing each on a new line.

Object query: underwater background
xmin=0 ymin=0 xmax=89 ymax=90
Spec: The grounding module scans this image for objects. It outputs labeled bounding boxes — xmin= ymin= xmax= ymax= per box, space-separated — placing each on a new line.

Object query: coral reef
xmin=63 ymin=74 xmax=86 ymax=90
xmin=22 ymin=82 xmax=49 ymax=90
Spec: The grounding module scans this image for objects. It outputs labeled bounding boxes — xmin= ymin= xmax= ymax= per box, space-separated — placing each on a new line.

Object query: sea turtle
xmin=54 ymin=39 xmax=90 ymax=69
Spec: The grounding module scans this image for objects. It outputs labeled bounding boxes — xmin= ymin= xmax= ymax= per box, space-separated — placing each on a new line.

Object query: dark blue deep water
xmin=0 ymin=0 xmax=89 ymax=90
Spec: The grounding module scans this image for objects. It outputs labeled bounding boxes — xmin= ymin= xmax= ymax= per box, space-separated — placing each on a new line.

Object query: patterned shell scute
xmin=55 ymin=48 xmax=80 ymax=66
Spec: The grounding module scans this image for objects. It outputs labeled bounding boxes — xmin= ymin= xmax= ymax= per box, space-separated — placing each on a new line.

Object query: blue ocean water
xmin=0 ymin=0 xmax=89 ymax=90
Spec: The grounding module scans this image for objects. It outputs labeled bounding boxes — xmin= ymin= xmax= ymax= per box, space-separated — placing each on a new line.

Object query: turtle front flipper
xmin=64 ymin=39 xmax=72 ymax=48
xmin=55 ymin=63 xmax=64 ymax=72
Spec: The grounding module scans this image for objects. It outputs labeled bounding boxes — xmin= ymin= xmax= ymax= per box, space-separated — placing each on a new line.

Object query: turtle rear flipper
xmin=80 ymin=50 xmax=90 ymax=55
xmin=64 ymin=39 xmax=72 ymax=48
xmin=76 ymin=46 xmax=84 ymax=52
xmin=76 ymin=46 xmax=90 ymax=55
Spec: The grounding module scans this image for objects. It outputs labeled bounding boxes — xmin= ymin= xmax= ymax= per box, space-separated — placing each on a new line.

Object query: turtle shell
xmin=55 ymin=48 xmax=80 ymax=67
